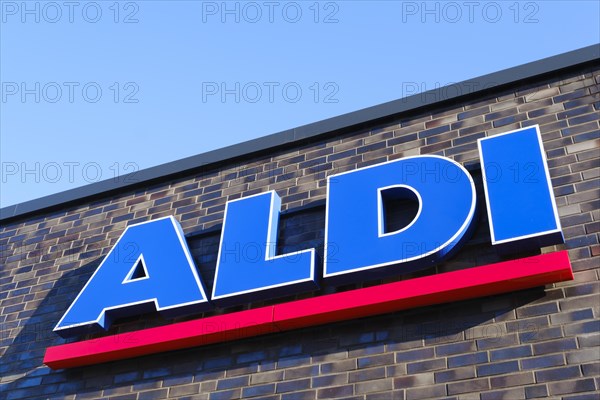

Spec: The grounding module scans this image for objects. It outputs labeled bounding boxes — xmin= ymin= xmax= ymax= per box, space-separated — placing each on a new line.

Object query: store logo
xmin=45 ymin=125 xmax=572 ymax=368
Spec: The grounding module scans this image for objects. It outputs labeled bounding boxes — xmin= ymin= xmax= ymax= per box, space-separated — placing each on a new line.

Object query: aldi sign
xmin=44 ymin=125 xmax=573 ymax=369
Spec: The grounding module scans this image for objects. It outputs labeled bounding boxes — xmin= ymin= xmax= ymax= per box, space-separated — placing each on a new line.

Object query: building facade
xmin=1 ymin=46 xmax=599 ymax=399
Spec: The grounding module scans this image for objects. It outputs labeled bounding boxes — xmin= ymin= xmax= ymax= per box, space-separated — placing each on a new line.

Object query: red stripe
xmin=44 ymin=251 xmax=572 ymax=369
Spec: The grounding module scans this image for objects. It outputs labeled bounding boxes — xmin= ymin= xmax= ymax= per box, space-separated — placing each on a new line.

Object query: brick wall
xmin=1 ymin=64 xmax=598 ymax=400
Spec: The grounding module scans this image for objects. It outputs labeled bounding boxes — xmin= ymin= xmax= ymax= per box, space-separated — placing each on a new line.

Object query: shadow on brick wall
xmin=0 ymin=257 xmax=101 ymax=398
xmin=0 ymin=249 xmax=550 ymax=399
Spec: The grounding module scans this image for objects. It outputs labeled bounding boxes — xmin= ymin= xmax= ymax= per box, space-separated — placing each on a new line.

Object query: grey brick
xmin=564 ymin=320 xmax=600 ymax=336
xmin=320 ymin=359 xmax=356 ymax=374
xmin=393 ymin=372 xmax=434 ymax=389
xmin=489 ymin=372 xmax=535 ymax=388
xmin=447 ymin=377 xmax=490 ymax=394
xmin=406 ymin=384 xmax=446 ymax=400
xmin=476 ymin=334 xmax=519 ymax=350
xmin=480 ymin=387 xmax=525 ymax=400
xmin=348 ymin=367 xmax=385 ymax=383
xmin=581 ymin=362 xmax=600 ymax=376
xmin=548 ymin=378 xmax=597 ymax=395
xmin=395 ymin=347 xmax=435 ymax=362
xmin=357 ymin=353 xmax=394 ymax=368
xmin=550 ymin=308 xmax=595 ymax=325
xmin=355 ymin=378 xmax=393 ymax=394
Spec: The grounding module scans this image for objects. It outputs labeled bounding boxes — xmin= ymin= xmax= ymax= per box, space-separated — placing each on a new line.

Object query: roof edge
xmin=2 ymin=44 xmax=599 ymax=222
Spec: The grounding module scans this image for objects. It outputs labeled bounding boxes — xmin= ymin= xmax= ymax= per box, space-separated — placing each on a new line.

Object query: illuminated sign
xmin=45 ymin=125 xmax=572 ymax=369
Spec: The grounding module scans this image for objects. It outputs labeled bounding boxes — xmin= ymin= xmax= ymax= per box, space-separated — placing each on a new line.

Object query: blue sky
xmin=1 ymin=1 xmax=599 ymax=207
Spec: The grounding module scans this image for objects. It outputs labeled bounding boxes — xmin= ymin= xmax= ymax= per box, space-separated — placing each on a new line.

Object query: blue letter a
xmin=54 ymin=216 xmax=210 ymax=337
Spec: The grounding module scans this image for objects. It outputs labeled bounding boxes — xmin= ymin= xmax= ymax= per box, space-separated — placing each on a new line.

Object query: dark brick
xmin=493 ymin=113 xmax=528 ymax=127
xmin=550 ymin=308 xmax=594 ymax=324
xmin=582 ymin=362 xmax=600 ymax=376
xmin=548 ymin=378 xmax=597 ymax=395
xmin=517 ymin=302 xmax=560 ymax=319
xmin=242 ymin=384 xmax=276 ymax=398
xmin=554 ymin=87 xmax=590 ymax=102
xmin=557 ymin=105 xmax=595 ymax=120
xmin=476 ymin=334 xmax=519 ymax=350
xmin=521 ymin=354 xmax=565 ymax=370
xmin=448 ymin=351 xmax=489 ymax=368
xmin=216 ymin=376 xmax=249 ymax=390
xmin=277 ymin=355 xmax=311 ymax=368
xmin=481 ymin=387 xmax=526 ymax=400
xmin=316 ymin=385 xmax=353 ymax=399
xmin=533 ymin=338 xmax=578 ymax=355
xmin=520 ymin=326 xmax=563 ymax=344
xmin=357 ymin=353 xmax=394 ymax=368
xmin=458 ymin=106 xmax=490 ymax=120
xmin=366 ymin=390 xmax=405 ymax=400
xmin=418 ymin=125 xmax=450 ymax=138
xmin=477 ymin=360 xmax=520 ymax=377
xmin=406 ymin=358 xmax=446 ymax=374
xmin=209 ymin=389 xmax=241 ymax=400
xmin=525 ymin=384 xmax=548 ymax=399
xmin=573 ymin=129 xmax=600 ymax=143
xmin=327 ymin=149 xmax=356 ymax=162
xmin=435 ymin=366 xmax=476 ymax=383
xmin=311 ymin=373 xmax=347 ymax=388
xmin=564 ymin=320 xmax=600 ymax=336
xmin=138 ymin=389 xmax=169 ymax=400
xmin=281 ymin=391 xmax=316 ymax=400
xmin=276 ymin=379 xmax=310 ymax=393
xmin=563 ymin=393 xmax=600 ymax=400
xmin=490 ymin=345 xmax=532 ymax=361
xmin=395 ymin=347 xmax=435 ymax=362
xmin=435 ymin=341 xmax=475 ymax=356
xmin=536 ymin=365 xmax=582 ymax=382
